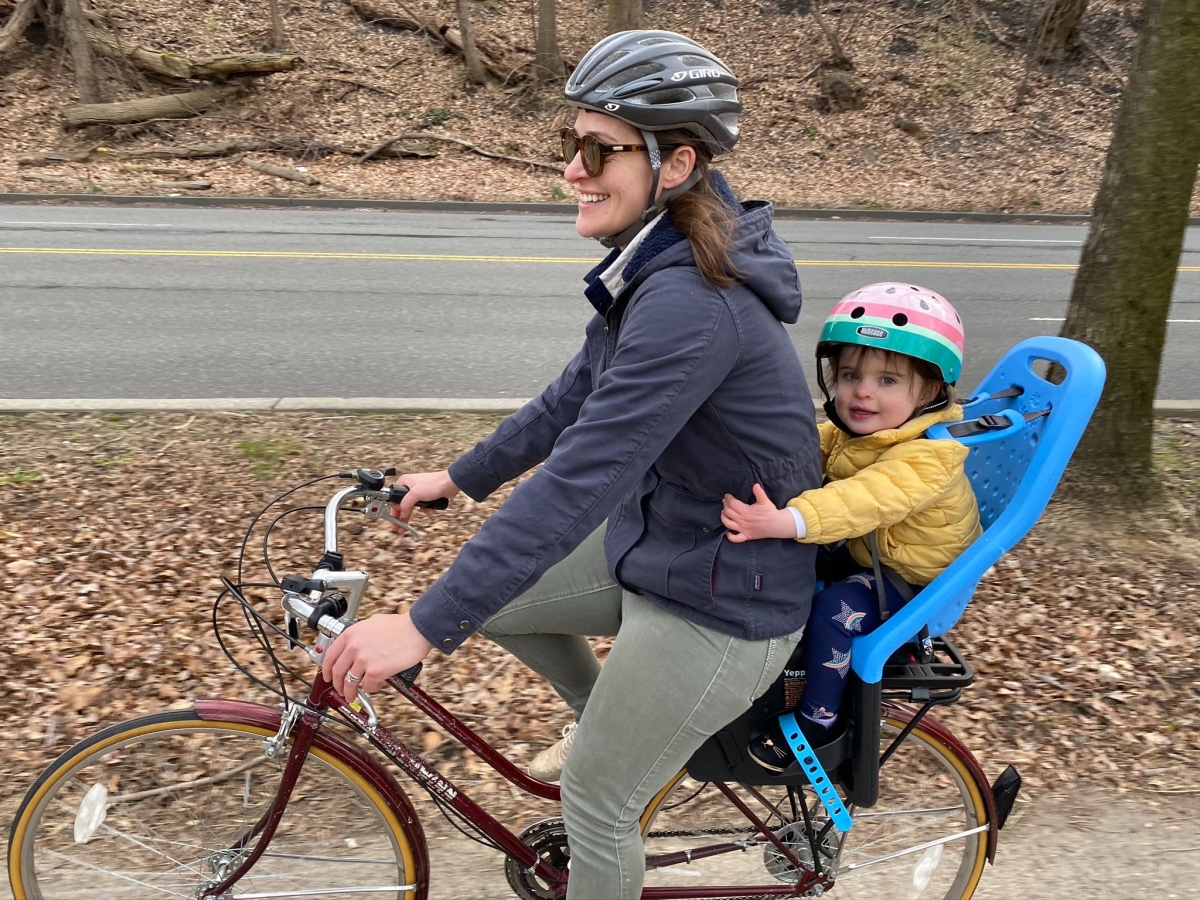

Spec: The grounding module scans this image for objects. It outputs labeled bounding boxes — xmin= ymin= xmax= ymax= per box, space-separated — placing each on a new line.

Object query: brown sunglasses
xmin=560 ymin=127 xmax=647 ymax=177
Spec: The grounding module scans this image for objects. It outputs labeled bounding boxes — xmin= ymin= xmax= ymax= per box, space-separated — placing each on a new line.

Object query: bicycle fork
xmin=198 ymin=702 xmax=321 ymax=899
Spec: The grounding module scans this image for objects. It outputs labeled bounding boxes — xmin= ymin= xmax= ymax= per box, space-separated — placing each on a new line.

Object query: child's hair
xmin=823 ymin=344 xmax=957 ymax=415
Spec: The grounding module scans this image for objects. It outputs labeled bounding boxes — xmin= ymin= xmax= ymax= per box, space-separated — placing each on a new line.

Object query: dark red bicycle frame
xmin=195 ymin=670 xmax=833 ymax=899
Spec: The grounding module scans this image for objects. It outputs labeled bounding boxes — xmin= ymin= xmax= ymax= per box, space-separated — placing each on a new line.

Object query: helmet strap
xmin=598 ymin=132 xmax=703 ymax=249
xmin=815 ymin=354 xmax=858 ymax=436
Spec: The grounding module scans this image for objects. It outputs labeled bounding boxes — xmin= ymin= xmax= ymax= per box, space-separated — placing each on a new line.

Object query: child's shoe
xmin=748 ymin=714 xmax=839 ymax=773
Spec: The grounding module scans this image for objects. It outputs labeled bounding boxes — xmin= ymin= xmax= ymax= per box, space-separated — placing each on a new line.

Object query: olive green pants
xmin=480 ymin=525 xmax=804 ymax=899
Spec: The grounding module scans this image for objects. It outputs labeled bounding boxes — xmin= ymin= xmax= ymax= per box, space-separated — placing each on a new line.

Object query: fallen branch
xmin=87 ymin=31 xmax=201 ymax=79
xmin=359 ymin=131 xmax=562 ymax=172
xmin=244 ymin=157 xmax=320 ymax=185
xmin=190 ymin=53 xmax=303 ymax=79
xmin=154 ymin=179 xmax=214 ymax=190
xmin=18 ymin=137 xmax=332 ymax=167
xmin=87 ymin=31 xmax=301 ymax=80
xmin=19 ymin=172 xmax=81 ymax=184
xmin=117 ymin=162 xmax=196 ymax=177
xmin=62 ymin=86 xmax=242 ymax=129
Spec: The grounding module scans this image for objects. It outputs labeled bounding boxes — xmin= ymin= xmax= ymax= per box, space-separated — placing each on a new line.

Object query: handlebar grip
xmin=387 ymin=485 xmax=449 ymax=510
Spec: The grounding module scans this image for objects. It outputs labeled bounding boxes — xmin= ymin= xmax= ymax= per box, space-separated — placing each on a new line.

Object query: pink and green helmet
xmin=818 ymin=282 xmax=965 ymax=384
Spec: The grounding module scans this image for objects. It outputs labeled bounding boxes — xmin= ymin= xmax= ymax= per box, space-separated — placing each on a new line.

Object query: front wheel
xmin=638 ymin=716 xmax=990 ymax=899
xmin=8 ymin=710 xmax=422 ymax=900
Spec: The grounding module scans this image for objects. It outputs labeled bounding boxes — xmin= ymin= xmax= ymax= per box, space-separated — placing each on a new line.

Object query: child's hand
xmin=721 ymin=484 xmax=798 ymax=542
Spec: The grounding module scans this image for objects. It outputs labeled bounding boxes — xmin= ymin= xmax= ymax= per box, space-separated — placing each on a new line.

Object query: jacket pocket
xmin=707 ymin=533 xmax=756 ymax=608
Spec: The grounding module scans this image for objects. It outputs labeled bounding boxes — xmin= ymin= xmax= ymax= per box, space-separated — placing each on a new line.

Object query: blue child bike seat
xmin=849 ymin=335 xmax=1106 ymax=684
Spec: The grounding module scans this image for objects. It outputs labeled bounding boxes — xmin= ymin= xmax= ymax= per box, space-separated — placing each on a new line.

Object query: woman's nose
xmin=563 ymin=152 xmax=588 ymax=183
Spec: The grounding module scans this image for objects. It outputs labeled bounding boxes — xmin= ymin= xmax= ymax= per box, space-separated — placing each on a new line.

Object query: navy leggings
xmin=800 ymin=548 xmax=919 ymax=724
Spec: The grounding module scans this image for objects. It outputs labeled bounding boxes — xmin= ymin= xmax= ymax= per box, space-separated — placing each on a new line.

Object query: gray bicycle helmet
xmin=566 ymin=30 xmax=741 ymax=156
xmin=565 ymin=30 xmax=741 ymax=248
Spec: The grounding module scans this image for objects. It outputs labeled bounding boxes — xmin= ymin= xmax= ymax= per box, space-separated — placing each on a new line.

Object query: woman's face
xmin=565 ymin=110 xmax=654 ymax=242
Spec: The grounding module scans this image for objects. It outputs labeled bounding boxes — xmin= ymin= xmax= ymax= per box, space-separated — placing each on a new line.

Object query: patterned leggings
xmin=800 ymin=550 xmax=919 ymax=724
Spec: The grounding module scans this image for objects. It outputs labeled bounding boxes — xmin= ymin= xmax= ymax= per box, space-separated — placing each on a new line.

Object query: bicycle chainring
xmin=504 ymin=817 xmax=571 ymax=900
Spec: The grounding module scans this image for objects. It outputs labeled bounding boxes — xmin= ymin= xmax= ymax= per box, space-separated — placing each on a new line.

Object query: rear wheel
xmin=8 ymin=711 xmax=421 ymax=900
xmin=638 ymin=718 xmax=990 ymax=899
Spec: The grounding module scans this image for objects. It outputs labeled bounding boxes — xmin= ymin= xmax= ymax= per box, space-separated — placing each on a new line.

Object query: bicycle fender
xmin=881 ymin=702 xmax=999 ymax=864
xmin=194 ymin=699 xmax=431 ymax=884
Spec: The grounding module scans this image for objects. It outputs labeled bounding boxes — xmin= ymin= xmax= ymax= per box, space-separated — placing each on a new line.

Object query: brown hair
xmin=656 ymin=128 xmax=741 ymax=289
xmin=823 ymin=344 xmax=957 ymax=411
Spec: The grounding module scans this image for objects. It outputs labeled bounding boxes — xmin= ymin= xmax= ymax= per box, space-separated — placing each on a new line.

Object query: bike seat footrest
xmin=779 ymin=712 xmax=853 ymax=832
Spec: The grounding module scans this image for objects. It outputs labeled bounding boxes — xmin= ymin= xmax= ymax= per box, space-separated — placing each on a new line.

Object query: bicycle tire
xmin=639 ymin=716 xmax=990 ymax=899
xmin=8 ymin=709 xmax=424 ymax=900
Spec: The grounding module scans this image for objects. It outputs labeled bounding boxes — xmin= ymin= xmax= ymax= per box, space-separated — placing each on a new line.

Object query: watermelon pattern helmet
xmin=818 ymin=282 xmax=965 ymax=384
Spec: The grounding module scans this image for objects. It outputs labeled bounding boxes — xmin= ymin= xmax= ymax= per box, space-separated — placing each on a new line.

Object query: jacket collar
xmin=582 ymin=170 xmax=741 ymax=316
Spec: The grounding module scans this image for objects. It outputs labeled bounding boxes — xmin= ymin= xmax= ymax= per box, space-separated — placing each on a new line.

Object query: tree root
xmin=359 ymin=131 xmax=562 ymax=172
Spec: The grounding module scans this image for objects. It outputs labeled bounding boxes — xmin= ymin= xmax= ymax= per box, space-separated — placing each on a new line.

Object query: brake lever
xmin=361 ymin=495 xmax=423 ymax=539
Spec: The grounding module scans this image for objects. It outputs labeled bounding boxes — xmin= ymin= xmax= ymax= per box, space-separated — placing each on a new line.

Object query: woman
xmin=323 ymin=30 xmax=823 ymax=899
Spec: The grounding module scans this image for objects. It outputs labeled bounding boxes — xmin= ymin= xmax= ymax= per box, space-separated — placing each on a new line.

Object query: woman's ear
xmin=658 ymin=145 xmax=697 ymax=192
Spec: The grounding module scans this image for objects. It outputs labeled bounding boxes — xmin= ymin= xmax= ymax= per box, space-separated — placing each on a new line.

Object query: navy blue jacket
xmin=410 ymin=178 xmax=822 ymax=653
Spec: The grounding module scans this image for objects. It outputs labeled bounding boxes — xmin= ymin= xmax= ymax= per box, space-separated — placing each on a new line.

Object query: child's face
xmin=833 ymin=348 xmax=934 ymax=435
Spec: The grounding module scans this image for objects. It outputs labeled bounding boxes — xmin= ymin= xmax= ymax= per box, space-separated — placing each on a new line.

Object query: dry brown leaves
xmin=1 ymin=412 xmax=1198 ymax=832
xmin=2 ymin=0 xmax=1199 ymax=214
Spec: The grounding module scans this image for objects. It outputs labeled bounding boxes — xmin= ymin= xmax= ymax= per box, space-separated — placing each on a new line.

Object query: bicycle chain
xmin=646 ymin=826 xmax=758 ymax=838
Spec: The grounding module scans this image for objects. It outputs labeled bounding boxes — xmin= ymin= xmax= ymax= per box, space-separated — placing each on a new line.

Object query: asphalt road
xmin=1 ymin=204 xmax=1197 ymax=399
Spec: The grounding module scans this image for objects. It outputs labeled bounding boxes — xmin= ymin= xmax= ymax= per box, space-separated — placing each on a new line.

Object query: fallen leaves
xmin=0 ymin=410 xmax=1198 ymax=834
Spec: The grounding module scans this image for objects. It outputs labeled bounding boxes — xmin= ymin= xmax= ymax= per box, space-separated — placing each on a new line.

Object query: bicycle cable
xmin=260 ymin=504 xmax=326 ymax=585
xmin=236 ymin=473 xmax=344 ymax=586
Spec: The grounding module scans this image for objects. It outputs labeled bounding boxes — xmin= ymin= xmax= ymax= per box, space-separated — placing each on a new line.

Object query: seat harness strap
xmin=868 ymin=532 xmax=931 ymax=662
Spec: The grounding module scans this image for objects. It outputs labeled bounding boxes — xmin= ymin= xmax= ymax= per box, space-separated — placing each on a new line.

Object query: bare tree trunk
xmin=606 ymin=0 xmax=641 ymax=34
xmin=454 ymin=0 xmax=486 ymax=84
xmin=1057 ymin=0 xmax=1200 ymax=503
xmin=0 ymin=0 xmax=39 ymax=55
xmin=62 ymin=0 xmax=102 ymax=104
xmin=1034 ymin=0 xmax=1089 ymax=63
xmin=267 ymin=0 xmax=288 ymax=49
xmin=535 ymin=0 xmax=564 ymax=81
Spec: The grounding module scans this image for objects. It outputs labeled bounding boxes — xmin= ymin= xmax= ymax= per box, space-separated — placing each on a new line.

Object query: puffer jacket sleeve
xmin=447 ymin=341 xmax=592 ymax=501
xmin=409 ymin=270 xmax=741 ymax=653
xmin=789 ymin=438 xmax=969 ymax=543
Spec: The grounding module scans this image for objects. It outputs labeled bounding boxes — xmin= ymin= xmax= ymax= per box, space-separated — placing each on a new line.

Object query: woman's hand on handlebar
xmin=322 ymin=612 xmax=434 ymax=700
xmin=389 ymin=469 xmax=461 ymax=531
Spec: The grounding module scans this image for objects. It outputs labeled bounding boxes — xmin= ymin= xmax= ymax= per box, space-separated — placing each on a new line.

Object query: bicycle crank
xmin=505 ymin=817 xmax=571 ymax=900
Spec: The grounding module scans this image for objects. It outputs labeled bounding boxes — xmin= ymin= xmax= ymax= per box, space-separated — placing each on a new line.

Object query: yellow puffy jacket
xmin=788 ymin=405 xmax=982 ymax=586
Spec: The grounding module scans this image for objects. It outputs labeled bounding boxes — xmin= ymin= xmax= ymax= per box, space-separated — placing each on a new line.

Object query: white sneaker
xmin=527 ymin=722 xmax=577 ymax=782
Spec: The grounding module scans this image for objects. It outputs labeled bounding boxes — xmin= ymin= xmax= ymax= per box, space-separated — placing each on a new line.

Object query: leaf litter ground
xmin=1 ymin=411 xmax=1198 ymax=836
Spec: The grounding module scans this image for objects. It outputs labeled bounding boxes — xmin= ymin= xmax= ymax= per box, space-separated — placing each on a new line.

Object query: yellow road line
xmin=1 ymin=246 xmax=1197 ymax=271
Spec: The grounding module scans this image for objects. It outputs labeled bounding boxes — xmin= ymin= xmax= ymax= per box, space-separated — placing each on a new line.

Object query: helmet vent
xmin=595 ymin=51 xmax=630 ymax=71
xmin=641 ymin=88 xmax=694 ymax=105
xmin=680 ymin=54 xmax=717 ymax=66
xmin=919 ymin=299 xmax=930 ymax=310
xmin=850 ymin=306 xmax=865 ymax=319
xmin=885 ymin=287 xmax=897 ymax=294
xmin=638 ymin=36 xmax=675 ymax=45
xmin=711 ymin=83 xmax=738 ymax=100
xmin=605 ymin=63 xmax=664 ymax=89
xmin=892 ymin=313 xmax=909 ymax=326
